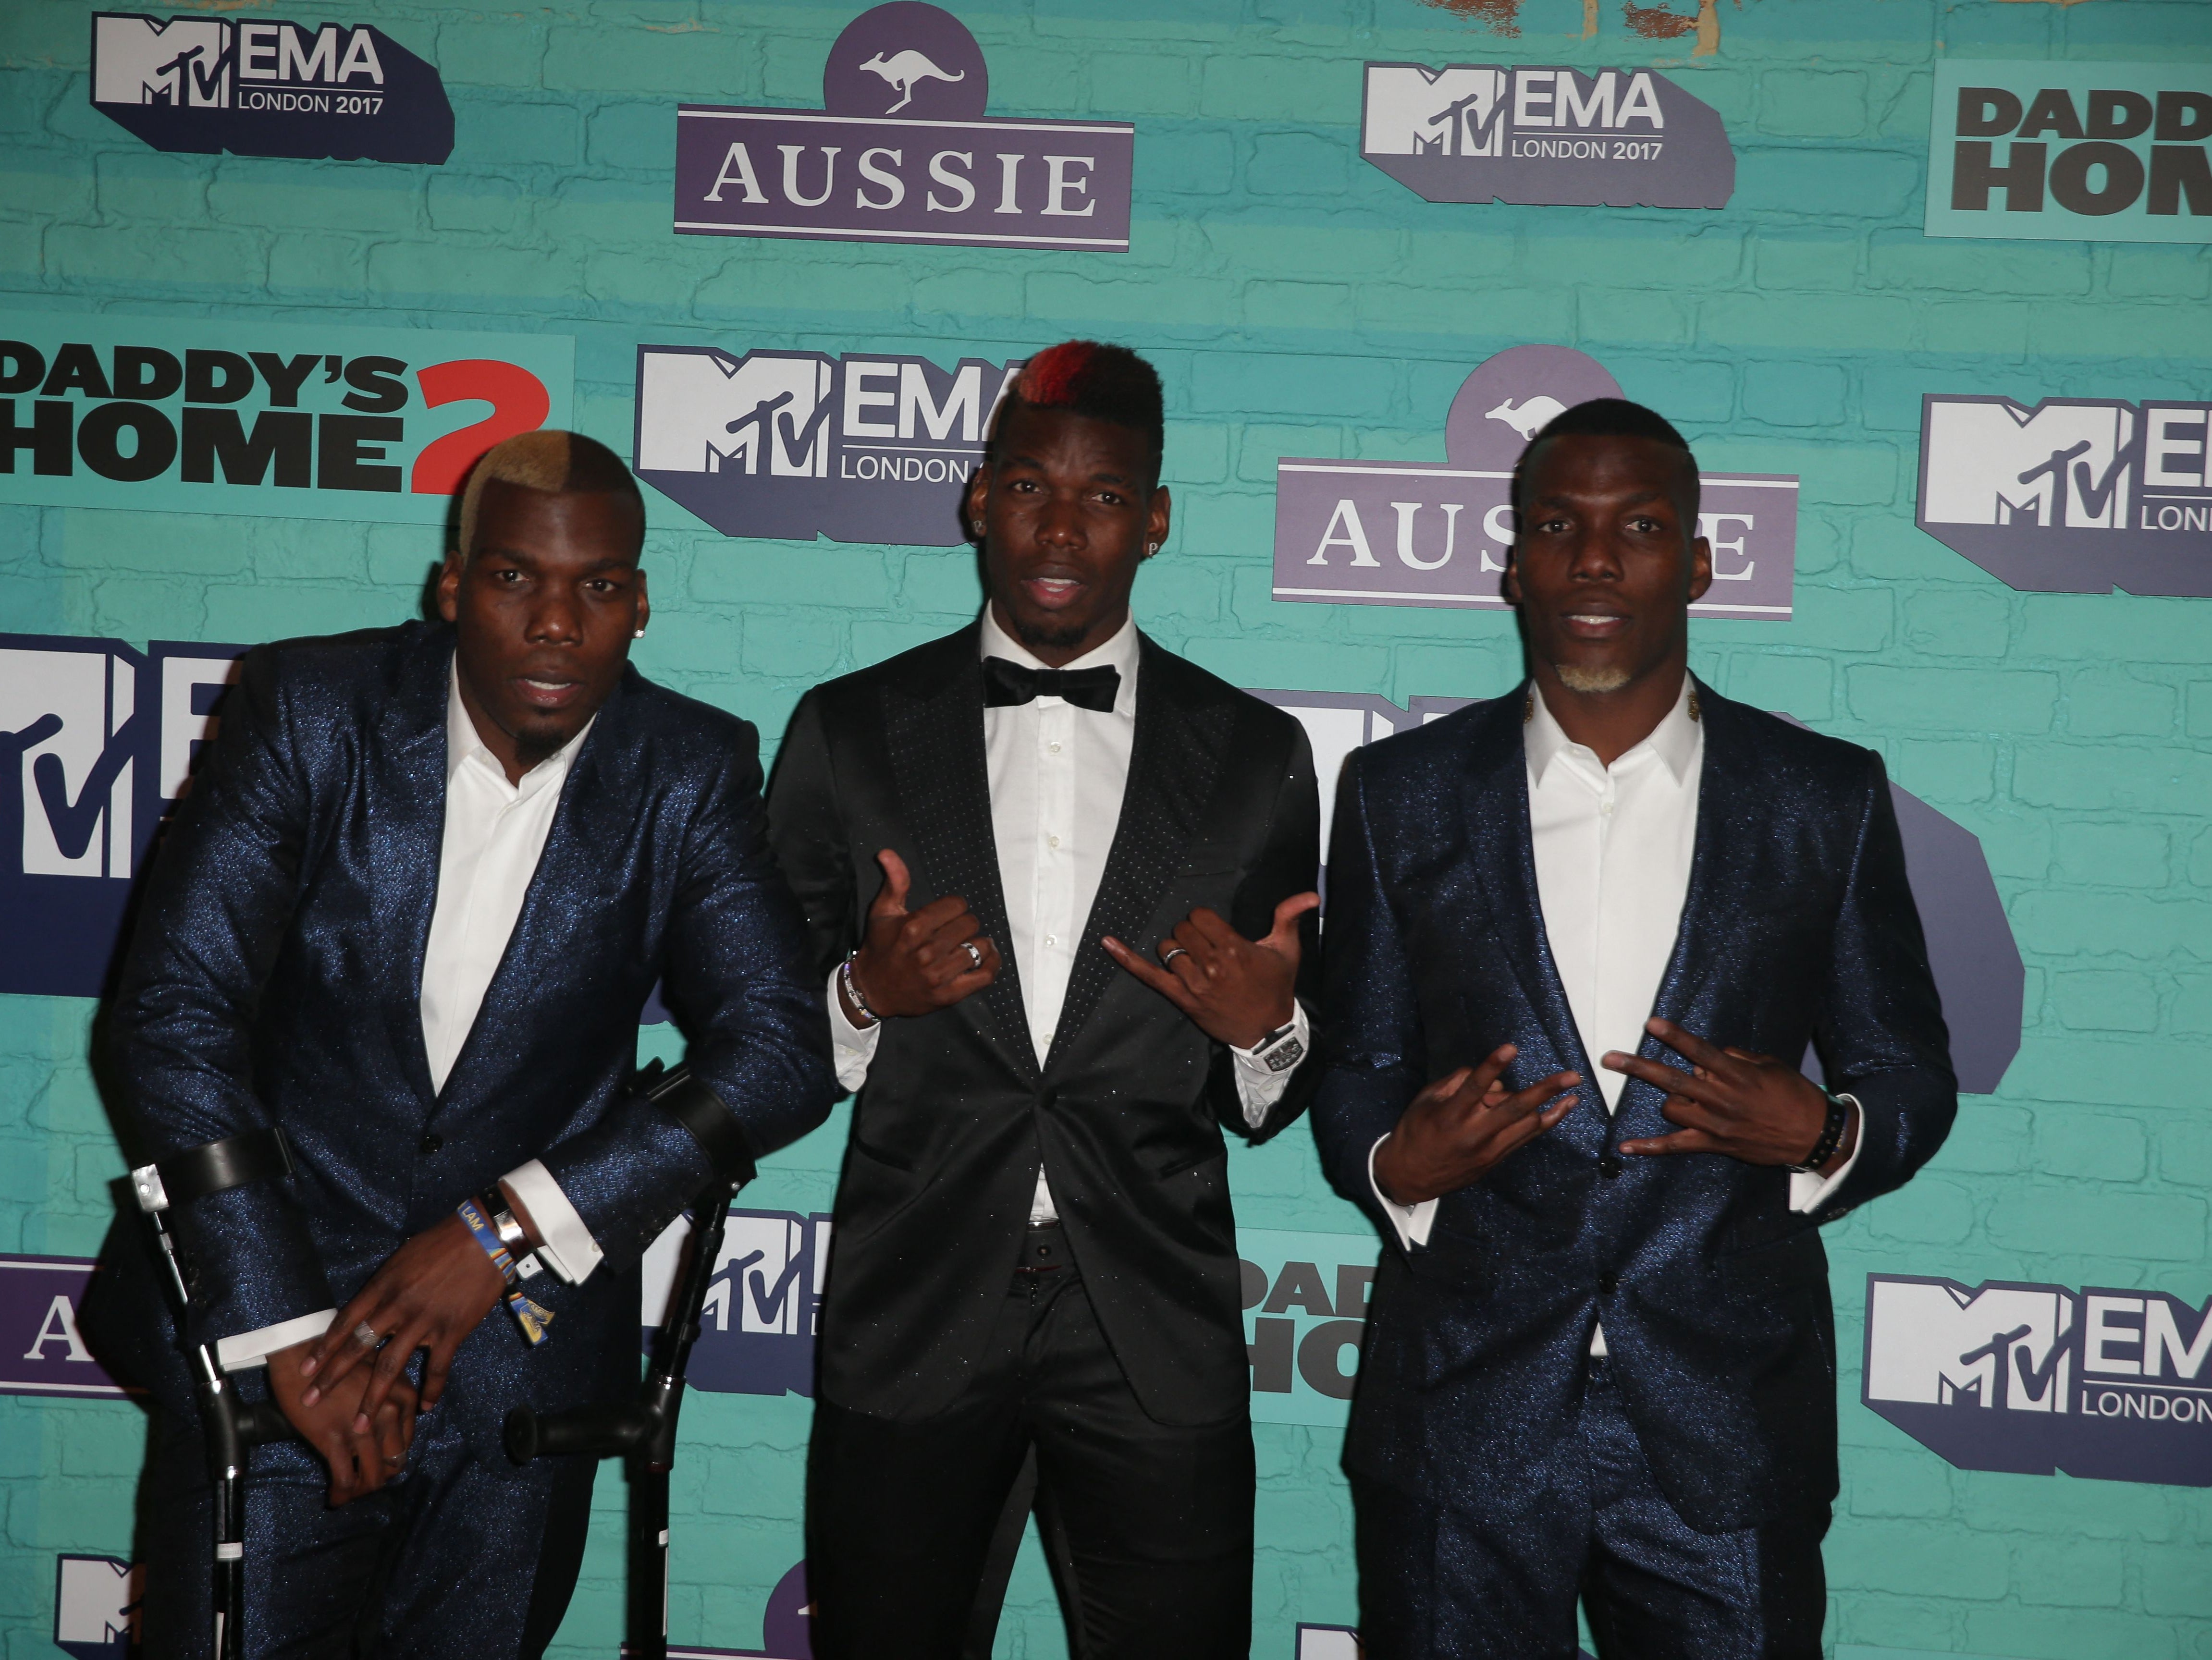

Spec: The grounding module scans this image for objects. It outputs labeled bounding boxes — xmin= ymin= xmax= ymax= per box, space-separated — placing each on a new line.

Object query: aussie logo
xmin=1271 ymin=345 xmax=1799 ymax=622
xmin=1361 ymin=62 xmax=1734 ymax=209
xmin=90 ymin=12 xmax=452 ymax=164
xmin=0 ymin=312 xmax=571 ymax=528
xmin=0 ymin=637 xmax=242 ymax=999
xmin=1866 ymin=1275 xmax=2212 ymax=1487
xmin=1917 ymin=391 xmax=2212 ymax=598
xmin=1927 ymin=61 xmax=2211 ymax=246
xmin=1 ymin=1256 xmax=131 ymax=1399
xmin=674 ymin=2 xmax=1132 ymax=253
xmin=633 ymin=344 xmax=1020 ymax=545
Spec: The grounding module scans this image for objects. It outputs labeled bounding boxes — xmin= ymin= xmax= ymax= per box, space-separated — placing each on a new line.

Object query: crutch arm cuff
xmin=644 ymin=1066 xmax=757 ymax=1185
xmin=132 ymin=1126 xmax=295 ymax=1214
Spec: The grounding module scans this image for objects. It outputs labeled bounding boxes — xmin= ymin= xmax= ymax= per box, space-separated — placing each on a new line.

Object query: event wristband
xmin=839 ymin=951 xmax=881 ymax=1026
xmin=456 ymin=1196 xmax=555 ymax=1347
xmin=1792 ymin=1092 xmax=1854 ymax=1174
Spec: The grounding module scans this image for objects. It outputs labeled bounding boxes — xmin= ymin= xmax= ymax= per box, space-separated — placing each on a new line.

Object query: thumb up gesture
xmin=840 ymin=849 xmax=1002 ymax=1025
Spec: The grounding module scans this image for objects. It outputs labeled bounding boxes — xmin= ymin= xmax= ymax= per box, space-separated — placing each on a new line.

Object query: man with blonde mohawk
xmin=770 ymin=341 xmax=1324 ymax=1660
xmin=99 ymin=429 xmax=834 ymax=1657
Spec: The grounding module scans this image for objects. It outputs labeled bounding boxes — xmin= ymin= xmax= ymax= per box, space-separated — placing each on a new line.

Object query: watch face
xmin=1264 ymin=1037 xmax=1306 ymax=1074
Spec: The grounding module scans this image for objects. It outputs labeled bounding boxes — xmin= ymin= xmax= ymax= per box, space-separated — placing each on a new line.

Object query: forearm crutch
xmin=503 ymin=1062 xmax=754 ymax=1660
xmin=131 ymin=1129 xmax=302 ymax=1660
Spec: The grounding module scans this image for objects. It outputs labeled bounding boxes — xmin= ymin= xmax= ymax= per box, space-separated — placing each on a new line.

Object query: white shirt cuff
xmin=502 ymin=1159 xmax=603 ymax=1284
xmin=1368 ymin=1134 xmax=1438 ymax=1250
xmin=827 ymin=963 xmax=882 ymax=1092
xmin=1788 ymin=1093 xmax=1864 ymax=1214
xmin=1228 ymin=1002 xmax=1311 ymax=1126
xmin=215 ymin=1308 xmax=335 ymax=1372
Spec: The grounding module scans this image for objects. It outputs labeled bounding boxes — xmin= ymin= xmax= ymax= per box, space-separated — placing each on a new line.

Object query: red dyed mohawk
xmin=998 ymin=339 xmax=1165 ymax=478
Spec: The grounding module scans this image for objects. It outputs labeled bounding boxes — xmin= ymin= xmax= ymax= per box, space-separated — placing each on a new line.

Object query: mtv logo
xmin=93 ymin=14 xmax=231 ymax=108
xmin=1867 ymin=1277 xmax=2071 ymax=1413
xmin=1922 ymin=396 xmax=2134 ymax=532
xmin=637 ymin=349 xmax=834 ymax=479
xmin=641 ymin=1206 xmax=830 ymax=1396
xmin=53 ymin=1554 xmax=140 ymax=1660
xmin=1362 ymin=66 xmax=1506 ymax=157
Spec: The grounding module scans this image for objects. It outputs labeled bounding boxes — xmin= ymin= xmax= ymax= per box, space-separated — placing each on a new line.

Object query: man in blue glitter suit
xmin=97 ymin=430 xmax=835 ymax=1658
xmin=1311 ymin=400 xmax=1957 ymax=1659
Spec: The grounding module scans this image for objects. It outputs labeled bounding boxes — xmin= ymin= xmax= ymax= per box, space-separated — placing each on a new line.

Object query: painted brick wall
xmin=3 ymin=0 xmax=2210 ymax=1655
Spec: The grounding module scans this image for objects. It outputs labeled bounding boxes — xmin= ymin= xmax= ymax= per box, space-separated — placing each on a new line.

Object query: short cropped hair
xmin=1513 ymin=397 xmax=1700 ymax=525
xmin=458 ymin=429 xmax=645 ymax=561
xmin=991 ymin=340 xmax=1166 ymax=482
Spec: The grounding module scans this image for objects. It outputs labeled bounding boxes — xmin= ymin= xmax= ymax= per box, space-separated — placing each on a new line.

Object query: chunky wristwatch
xmin=1250 ymin=1017 xmax=1306 ymax=1074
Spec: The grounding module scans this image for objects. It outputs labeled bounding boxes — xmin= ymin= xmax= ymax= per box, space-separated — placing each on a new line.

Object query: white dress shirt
xmin=829 ymin=610 xmax=1309 ymax=1224
xmin=214 ymin=668 xmax=604 ymax=1370
xmin=1369 ymin=676 xmax=1860 ymax=1354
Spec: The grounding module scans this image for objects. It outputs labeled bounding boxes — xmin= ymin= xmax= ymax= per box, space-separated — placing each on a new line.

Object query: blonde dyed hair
xmin=457 ymin=429 xmax=643 ymax=561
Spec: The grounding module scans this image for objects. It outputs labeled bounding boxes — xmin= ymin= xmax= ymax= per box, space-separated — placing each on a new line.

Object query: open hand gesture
xmin=1103 ymin=892 xmax=1318 ymax=1050
xmin=1607 ymin=1018 xmax=1856 ymax=1174
xmin=842 ymin=849 xmax=1001 ymax=1024
xmin=1372 ymin=1043 xmax=1581 ymax=1207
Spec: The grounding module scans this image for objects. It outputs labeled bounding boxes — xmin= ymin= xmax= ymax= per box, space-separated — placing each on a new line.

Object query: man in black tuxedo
xmin=1312 ymin=400 xmax=1956 ymax=1659
xmin=767 ymin=342 xmax=1322 ymax=1660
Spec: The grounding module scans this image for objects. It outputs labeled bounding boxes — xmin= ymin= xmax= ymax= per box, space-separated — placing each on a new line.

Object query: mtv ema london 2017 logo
xmin=1927 ymin=60 xmax=2210 ymax=245
xmin=1273 ymin=345 xmax=1798 ymax=622
xmin=1361 ymin=63 xmax=1733 ymax=208
xmin=634 ymin=343 xmax=1019 ymax=544
xmin=1866 ymin=1275 xmax=2212 ymax=1487
xmin=675 ymin=2 xmax=1132 ymax=253
xmin=1918 ymin=390 xmax=2212 ymax=598
xmin=0 ymin=311 xmax=572 ymax=527
xmin=90 ymin=12 xmax=452 ymax=163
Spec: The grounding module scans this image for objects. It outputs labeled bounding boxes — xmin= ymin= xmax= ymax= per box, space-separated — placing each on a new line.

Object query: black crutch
xmin=130 ymin=1129 xmax=302 ymax=1660
xmin=503 ymin=1062 xmax=752 ymax=1660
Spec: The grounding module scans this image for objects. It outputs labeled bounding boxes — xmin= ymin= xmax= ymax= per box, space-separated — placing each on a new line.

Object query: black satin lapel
xmin=1462 ymin=693 xmax=1605 ymax=1152
xmin=375 ymin=635 xmax=452 ymax=1105
xmin=1048 ymin=644 xmax=1227 ymax=1071
xmin=883 ymin=647 xmax=1039 ymax=1086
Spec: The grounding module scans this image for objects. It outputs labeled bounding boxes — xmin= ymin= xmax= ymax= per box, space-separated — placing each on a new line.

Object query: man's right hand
xmin=1372 ymin=1044 xmax=1581 ymax=1207
xmin=841 ymin=849 xmax=1001 ymax=1025
xmin=267 ymin=1337 xmax=417 ymax=1506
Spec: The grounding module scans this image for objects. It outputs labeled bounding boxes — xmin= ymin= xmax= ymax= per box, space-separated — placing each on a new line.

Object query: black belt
xmin=1016 ymin=1222 xmax=1072 ymax=1273
xmin=130 ymin=1127 xmax=294 ymax=1214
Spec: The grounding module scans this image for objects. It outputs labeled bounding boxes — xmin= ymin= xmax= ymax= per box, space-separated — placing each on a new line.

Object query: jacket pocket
xmin=849 ymin=1135 xmax=918 ymax=1174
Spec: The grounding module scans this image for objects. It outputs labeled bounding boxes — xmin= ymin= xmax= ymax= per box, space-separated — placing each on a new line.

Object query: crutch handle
xmin=504 ymin=1402 xmax=658 ymax=1464
xmin=233 ymin=1400 xmax=299 ymax=1449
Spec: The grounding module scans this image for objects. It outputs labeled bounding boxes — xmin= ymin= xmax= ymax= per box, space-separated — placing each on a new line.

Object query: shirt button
xmin=1600 ymin=801 xmax=1614 ymax=817
xmin=418 ymin=1133 xmax=442 ymax=1156
xmin=1048 ymin=742 xmax=1061 ymax=754
xmin=1045 ymin=934 xmax=1058 ymax=947
xmin=1048 ymin=834 xmax=1060 ymax=848
xmin=1599 ymin=1157 xmax=1622 ymax=1179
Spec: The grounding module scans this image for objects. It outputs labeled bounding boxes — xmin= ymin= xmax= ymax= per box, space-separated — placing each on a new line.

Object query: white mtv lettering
xmin=0 ymin=648 xmax=133 ymax=880
xmin=1297 ymin=1628 xmax=1362 ymax=1660
xmin=1923 ymin=398 xmax=2134 ymax=531
xmin=637 ymin=350 xmax=832 ymax=478
xmin=1364 ymin=66 xmax=1506 ymax=158
xmin=159 ymin=655 xmax=238 ymax=803
xmin=2143 ymin=404 xmax=2211 ymax=490
xmin=716 ymin=1214 xmax=809 ymax=1336
xmin=2088 ymin=1294 xmax=2212 ymax=1380
xmin=2145 ymin=1297 xmax=2212 ymax=1380
xmin=898 ymin=362 xmax=984 ymax=443
xmin=25 ymin=1294 xmax=93 ymax=1362
xmin=93 ymin=15 xmax=229 ymax=109
xmin=1389 ymin=501 xmax=1463 ymax=571
xmin=1308 ymin=500 xmax=1381 ymax=567
xmin=1866 ymin=1279 xmax=2071 ymax=1412
xmin=1513 ymin=70 xmax=1661 ymax=131
xmin=55 ymin=1556 xmax=138 ymax=1646
xmin=843 ymin=362 xmax=900 ymax=439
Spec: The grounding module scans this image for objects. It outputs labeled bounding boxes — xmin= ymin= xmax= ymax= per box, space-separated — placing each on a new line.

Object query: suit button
xmin=418 ymin=1133 xmax=442 ymax=1156
xmin=1598 ymin=1272 xmax=1618 ymax=1295
xmin=1599 ymin=1157 xmax=1622 ymax=1180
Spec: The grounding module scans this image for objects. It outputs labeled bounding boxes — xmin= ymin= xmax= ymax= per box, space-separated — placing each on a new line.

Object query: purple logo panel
xmin=0 ymin=1257 xmax=132 ymax=1398
xmin=641 ymin=1208 xmax=829 ymax=1398
xmin=1866 ymin=1275 xmax=2212 ymax=1487
xmin=1361 ymin=64 xmax=1734 ymax=209
xmin=1917 ymin=393 xmax=2212 ymax=598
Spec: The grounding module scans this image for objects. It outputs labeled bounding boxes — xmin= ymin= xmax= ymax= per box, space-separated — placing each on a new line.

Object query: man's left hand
xmin=1607 ymin=1018 xmax=1856 ymax=1175
xmin=1104 ymin=892 xmax=1319 ymax=1050
xmin=298 ymin=1213 xmax=505 ymax=1431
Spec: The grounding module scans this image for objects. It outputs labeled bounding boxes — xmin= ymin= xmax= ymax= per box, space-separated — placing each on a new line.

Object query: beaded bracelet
xmin=1792 ymin=1092 xmax=1853 ymax=1175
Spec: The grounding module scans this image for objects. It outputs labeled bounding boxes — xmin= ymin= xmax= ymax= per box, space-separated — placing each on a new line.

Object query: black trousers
xmin=807 ymin=1235 xmax=1255 ymax=1660
xmin=1355 ymin=1358 xmax=1829 ymax=1660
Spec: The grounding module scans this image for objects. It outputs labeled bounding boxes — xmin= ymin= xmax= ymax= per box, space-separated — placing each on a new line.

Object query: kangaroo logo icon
xmin=1484 ymin=395 xmax=1566 ymax=442
xmin=859 ymin=48 xmax=964 ymax=113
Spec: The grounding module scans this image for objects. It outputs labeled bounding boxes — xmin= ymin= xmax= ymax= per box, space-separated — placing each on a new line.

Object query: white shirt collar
xmin=445 ymin=659 xmax=594 ymax=800
xmin=978 ymin=607 xmax=1141 ymax=719
xmin=1524 ymin=673 xmax=1700 ymax=787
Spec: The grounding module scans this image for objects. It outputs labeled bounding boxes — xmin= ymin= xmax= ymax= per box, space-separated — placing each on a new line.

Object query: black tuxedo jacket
xmin=1312 ymin=681 xmax=1956 ymax=1533
xmin=766 ymin=623 xmax=1321 ymax=1427
xmin=95 ymin=621 xmax=835 ymax=1434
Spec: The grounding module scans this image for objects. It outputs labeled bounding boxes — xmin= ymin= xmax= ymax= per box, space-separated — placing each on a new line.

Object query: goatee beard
xmin=1554 ymin=663 xmax=1633 ymax=695
xmin=1010 ymin=612 xmax=1094 ymax=655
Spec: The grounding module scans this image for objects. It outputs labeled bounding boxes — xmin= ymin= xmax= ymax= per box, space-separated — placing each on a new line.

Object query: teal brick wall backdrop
xmin=4 ymin=0 xmax=2210 ymax=1656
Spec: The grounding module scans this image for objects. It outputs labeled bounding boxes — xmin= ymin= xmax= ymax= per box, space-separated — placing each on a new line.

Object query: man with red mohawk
xmin=769 ymin=341 xmax=1322 ymax=1659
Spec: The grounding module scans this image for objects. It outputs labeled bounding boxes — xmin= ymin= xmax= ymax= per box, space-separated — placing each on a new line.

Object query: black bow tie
xmin=982 ymin=656 xmax=1121 ymax=713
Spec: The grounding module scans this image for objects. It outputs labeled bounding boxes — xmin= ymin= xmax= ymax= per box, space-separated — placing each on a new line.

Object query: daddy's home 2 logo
xmin=1928 ymin=61 xmax=2211 ymax=245
xmin=675 ymin=3 xmax=1131 ymax=253
xmin=1866 ymin=1275 xmax=2212 ymax=1487
xmin=1272 ymin=345 xmax=1798 ymax=622
xmin=634 ymin=343 xmax=1020 ymax=545
xmin=1918 ymin=391 xmax=2212 ymax=598
xmin=1361 ymin=63 xmax=1733 ymax=209
xmin=0 ymin=312 xmax=571 ymax=528
xmin=90 ymin=12 xmax=452 ymax=164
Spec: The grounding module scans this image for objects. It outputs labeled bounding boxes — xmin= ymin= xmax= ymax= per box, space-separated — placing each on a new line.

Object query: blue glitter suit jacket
xmin=99 ymin=620 xmax=834 ymax=1425
xmin=1312 ymin=680 xmax=1956 ymax=1534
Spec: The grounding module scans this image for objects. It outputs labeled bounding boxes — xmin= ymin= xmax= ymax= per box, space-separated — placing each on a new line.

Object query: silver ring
xmin=962 ymin=940 xmax=984 ymax=969
xmin=1160 ymin=946 xmax=1190 ymax=966
xmin=353 ymin=1322 xmax=379 ymax=1349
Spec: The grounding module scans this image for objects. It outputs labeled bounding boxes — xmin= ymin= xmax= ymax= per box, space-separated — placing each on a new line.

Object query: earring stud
xmin=633 ymin=628 xmax=645 ymax=638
